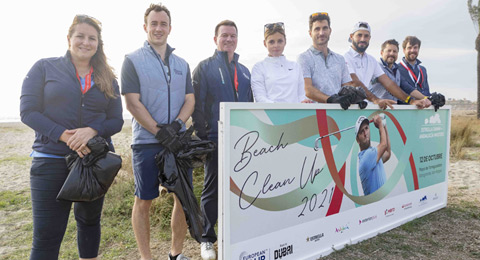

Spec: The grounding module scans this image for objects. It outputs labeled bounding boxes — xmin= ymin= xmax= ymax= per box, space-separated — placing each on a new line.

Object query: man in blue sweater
xmin=191 ymin=20 xmax=253 ymax=260
xmin=356 ymin=115 xmax=391 ymax=196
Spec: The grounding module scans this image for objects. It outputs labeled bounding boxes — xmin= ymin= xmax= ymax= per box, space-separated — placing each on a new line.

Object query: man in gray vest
xmin=121 ymin=4 xmax=194 ymax=260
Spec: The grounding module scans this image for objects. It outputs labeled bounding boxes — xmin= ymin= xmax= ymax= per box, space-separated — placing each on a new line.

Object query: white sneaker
xmin=168 ymin=253 xmax=190 ymax=260
xmin=200 ymin=242 xmax=216 ymax=260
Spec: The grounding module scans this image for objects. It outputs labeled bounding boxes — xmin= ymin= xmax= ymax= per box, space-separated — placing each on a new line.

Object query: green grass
xmin=323 ymin=203 xmax=480 ymax=259
xmin=0 ymin=165 xmax=207 ymax=259
xmin=0 ymin=190 xmax=30 ymax=209
xmin=0 ymin=156 xmax=30 ymax=164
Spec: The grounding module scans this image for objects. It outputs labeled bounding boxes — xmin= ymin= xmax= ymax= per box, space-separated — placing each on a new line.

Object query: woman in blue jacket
xmin=20 ymin=15 xmax=123 ymax=260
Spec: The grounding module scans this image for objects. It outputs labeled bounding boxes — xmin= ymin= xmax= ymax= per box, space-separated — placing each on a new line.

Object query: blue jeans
xmin=29 ymin=157 xmax=104 ymax=260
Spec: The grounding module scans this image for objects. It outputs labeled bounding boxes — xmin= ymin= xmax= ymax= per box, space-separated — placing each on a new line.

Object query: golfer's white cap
xmin=348 ymin=21 xmax=371 ymax=42
xmin=355 ymin=116 xmax=370 ymax=137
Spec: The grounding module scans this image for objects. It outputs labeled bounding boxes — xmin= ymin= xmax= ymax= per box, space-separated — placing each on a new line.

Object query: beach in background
xmin=1 ymin=109 xmax=479 ymax=259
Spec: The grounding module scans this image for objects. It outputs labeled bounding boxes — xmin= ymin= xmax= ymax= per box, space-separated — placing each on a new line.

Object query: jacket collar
xmin=214 ymin=49 xmax=239 ymax=64
xmin=144 ymin=40 xmax=175 ymax=61
xmin=401 ymin=56 xmax=422 ymax=69
xmin=63 ymin=50 xmax=82 ymax=79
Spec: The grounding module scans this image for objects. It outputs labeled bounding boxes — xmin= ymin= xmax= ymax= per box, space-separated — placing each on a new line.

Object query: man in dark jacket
xmin=191 ymin=19 xmax=253 ymax=260
xmin=398 ymin=36 xmax=431 ymax=99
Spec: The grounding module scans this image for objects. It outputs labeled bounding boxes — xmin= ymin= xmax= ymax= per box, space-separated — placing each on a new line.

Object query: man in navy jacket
xmin=398 ymin=36 xmax=431 ymax=100
xmin=191 ymin=19 xmax=253 ymax=260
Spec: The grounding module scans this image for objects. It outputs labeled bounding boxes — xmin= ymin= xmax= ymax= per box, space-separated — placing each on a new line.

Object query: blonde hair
xmin=68 ymin=15 xmax=117 ymax=99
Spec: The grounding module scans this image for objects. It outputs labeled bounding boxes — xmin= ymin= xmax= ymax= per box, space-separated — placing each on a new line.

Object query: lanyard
xmin=234 ymin=64 xmax=239 ymax=92
xmin=76 ymin=66 xmax=94 ymax=94
xmin=400 ymin=60 xmax=423 ymax=89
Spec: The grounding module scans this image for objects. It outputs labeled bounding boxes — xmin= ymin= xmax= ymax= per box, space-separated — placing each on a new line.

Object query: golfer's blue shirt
xmin=358 ymin=147 xmax=387 ymax=195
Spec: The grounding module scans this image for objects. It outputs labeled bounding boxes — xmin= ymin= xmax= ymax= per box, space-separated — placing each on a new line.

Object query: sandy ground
xmin=1 ymin=116 xmax=479 ymax=259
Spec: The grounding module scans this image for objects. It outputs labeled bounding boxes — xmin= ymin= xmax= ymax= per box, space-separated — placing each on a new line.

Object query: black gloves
xmin=155 ymin=120 xmax=183 ymax=153
xmin=327 ymin=94 xmax=353 ymax=110
xmin=428 ymin=92 xmax=446 ymax=112
xmin=338 ymin=85 xmax=367 ymax=109
xmin=357 ymin=101 xmax=368 ymax=109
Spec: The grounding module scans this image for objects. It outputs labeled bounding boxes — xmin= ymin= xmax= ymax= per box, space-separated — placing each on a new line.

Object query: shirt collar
xmin=348 ymin=46 xmax=364 ymax=58
xmin=265 ymin=55 xmax=286 ymax=63
xmin=309 ymin=46 xmax=331 ymax=57
xmin=402 ymin=56 xmax=421 ymax=68
xmin=380 ymin=58 xmax=398 ymax=70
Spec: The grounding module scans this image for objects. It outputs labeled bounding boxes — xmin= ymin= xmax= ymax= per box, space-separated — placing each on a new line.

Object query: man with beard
xmin=371 ymin=39 xmax=430 ymax=103
xmin=398 ymin=36 xmax=431 ymax=100
xmin=297 ymin=13 xmax=394 ymax=110
xmin=344 ymin=22 xmax=430 ymax=108
xmin=355 ymin=115 xmax=390 ymax=196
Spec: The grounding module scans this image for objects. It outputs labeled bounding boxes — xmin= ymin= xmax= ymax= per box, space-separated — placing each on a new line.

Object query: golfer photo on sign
xmin=355 ymin=114 xmax=391 ymax=195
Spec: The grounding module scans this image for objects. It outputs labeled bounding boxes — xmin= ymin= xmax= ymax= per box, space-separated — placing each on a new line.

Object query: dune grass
xmin=450 ymin=115 xmax=480 ymax=159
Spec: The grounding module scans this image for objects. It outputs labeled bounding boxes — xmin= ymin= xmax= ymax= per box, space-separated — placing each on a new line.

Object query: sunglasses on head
xmin=75 ymin=14 xmax=102 ymax=27
xmin=264 ymin=22 xmax=285 ymax=32
xmin=310 ymin=12 xmax=329 ymax=18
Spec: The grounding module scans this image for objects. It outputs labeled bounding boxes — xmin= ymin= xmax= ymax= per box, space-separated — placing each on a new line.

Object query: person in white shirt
xmin=251 ymin=22 xmax=310 ymax=103
xmin=344 ymin=21 xmax=430 ymax=108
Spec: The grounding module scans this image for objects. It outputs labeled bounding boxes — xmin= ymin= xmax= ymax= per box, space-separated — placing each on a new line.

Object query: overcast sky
xmin=0 ymin=0 xmax=476 ymax=120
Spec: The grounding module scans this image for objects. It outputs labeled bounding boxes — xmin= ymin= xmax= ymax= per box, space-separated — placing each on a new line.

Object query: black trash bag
xmin=339 ymin=85 xmax=368 ymax=109
xmin=428 ymin=92 xmax=446 ymax=112
xmin=155 ymin=126 xmax=216 ymax=243
xmin=176 ymin=127 xmax=216 ymax=168
xmin=57 ymin=136 xmax=122 ymax=202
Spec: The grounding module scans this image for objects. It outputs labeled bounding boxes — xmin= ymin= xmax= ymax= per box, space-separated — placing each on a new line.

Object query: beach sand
xmin=1 ymin=113 xmax=479 ymax=259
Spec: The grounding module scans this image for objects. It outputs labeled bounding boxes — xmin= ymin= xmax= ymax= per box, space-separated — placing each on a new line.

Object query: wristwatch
xmin=175 ymin=118 xmax=186 ymax=129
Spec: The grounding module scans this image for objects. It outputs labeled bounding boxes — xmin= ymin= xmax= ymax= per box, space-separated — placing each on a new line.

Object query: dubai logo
xmin=274 ymin=244 xmax=293 ymax=259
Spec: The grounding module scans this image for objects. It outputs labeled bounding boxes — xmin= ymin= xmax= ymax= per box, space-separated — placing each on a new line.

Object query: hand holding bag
xmin=57 ymin=136 xmax=122 ymax=202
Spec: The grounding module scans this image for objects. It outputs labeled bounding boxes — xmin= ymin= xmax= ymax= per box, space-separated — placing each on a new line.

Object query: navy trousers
xmin=201 ymin=147 xmax=218 ymax=243
xmin=29 ymin=157 xmax=104 ymax=260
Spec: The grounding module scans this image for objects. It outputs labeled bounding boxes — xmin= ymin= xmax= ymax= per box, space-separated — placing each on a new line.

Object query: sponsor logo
xmin=359 ymin=215 xmax=377 ymax=225
xmin=274 ymin=244 xmax=293 ymax=259
xmin=173 ymin=69 xmax=183 ymax=75
xmin=402 ymin=202 xmax=413 ymax=210
xmin=239 ymin=249 xmax=268 ymax=260
xmin=335 ymin=224 xmax=350 ymax=233
xmin=419 ymin=195 xmax=428 ymax=206
xmin=424 ymin=113 xmax=441 ymax=125
xmin=384 ymin=207 xmax=395 ymax=217
xmin=306 ymin=233 xmax=324 ymax=242
xmin=433 ymin=193 xmax=439 ymax=201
